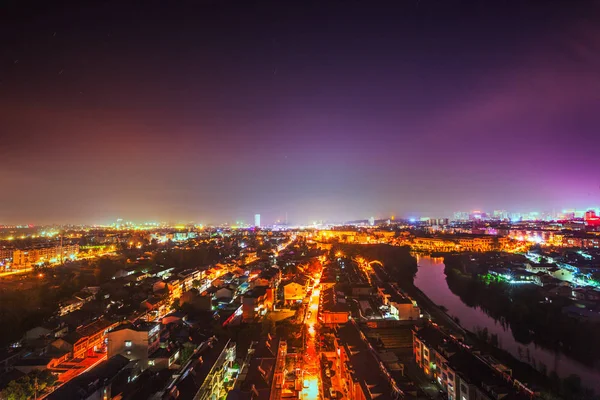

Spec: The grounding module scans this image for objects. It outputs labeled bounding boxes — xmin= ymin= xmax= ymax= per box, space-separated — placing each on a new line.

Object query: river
xmin=413 ymin=255 xmax=600 ymax=392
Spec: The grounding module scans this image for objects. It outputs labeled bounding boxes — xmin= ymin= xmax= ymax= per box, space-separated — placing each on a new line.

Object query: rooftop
xmin=337 ymin=323 xmax=398 ymax=400
xmin=244 ymin=286 xmax=268 ymax=298
xmin=47 ymin=355 xmax=131 ymax=399
xmin=109 ymin=321 xmax=160 ymax=333
xmin=174 ymin=338 xmax=229 ymax=399
xmin=321 ymin=287 xmax=349 ymax=313
xmin=77 ymin=317 xmax=117 ymax=337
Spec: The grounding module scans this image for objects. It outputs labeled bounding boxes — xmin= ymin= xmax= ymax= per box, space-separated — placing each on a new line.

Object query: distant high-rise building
xmin=560 ymin=209 xmax=576 ymax=220
xmin=509 ymin=213 xmax=523 ymax=222
xmin=453 ymin=211 xmax=469 ymax=221
xmin=368 ymin=216 xmax=375 ymax=226
xmin=585 ymin=210 xmax=600 ymax=227
xmin=493 ymin=210 xmax=508 ymax=220
xmin=469 ymin=210 xmax=484 ymax=221
xmin=254 ymin=214 xmax=261 ymax=228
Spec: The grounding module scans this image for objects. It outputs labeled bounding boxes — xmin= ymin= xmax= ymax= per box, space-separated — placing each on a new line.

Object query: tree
xmin=548 ymin=371 xmax=561 ymax=392
xmin=490 ymin=333 xmax=499 ymax=347
xmin=562 ymin=374 xmax=582 ymax=396
xmin=477 ymin=327 xmax=489 ymax=343
xmin=538 ymin=362 xmax=548 ymax=377
xmin=2 ymin=370 xmax=57 ymax=400
xmin=4 ymin=379 xmax=30 ymax=400
xmin=180 ymin=343 xmax=196 ymax=364
xmin=93 ymin=257 xmax=123 ymax=283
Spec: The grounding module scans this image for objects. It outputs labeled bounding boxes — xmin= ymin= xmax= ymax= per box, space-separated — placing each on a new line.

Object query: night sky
xmin=1 ymin=1 xmax=599 ymax=225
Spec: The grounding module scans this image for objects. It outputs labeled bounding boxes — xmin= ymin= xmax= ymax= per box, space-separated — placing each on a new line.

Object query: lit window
xmin=148 ymin=360 xmax=155 ymax=366
xmin=125 ymin=340 xmax=132 ymax=348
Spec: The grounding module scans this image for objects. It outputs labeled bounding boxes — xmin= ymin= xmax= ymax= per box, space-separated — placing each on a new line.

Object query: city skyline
xmin=3 ymin=2 xmax=600 ymax=399
xmin=3 ymin=204 xmax=600 ymax=228
xmin=2 ymin=1 xmax=600 ymax=224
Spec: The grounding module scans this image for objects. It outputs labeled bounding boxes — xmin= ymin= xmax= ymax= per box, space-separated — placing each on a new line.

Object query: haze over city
xmin=2 ymin=1 xmax=600 ymax=225
xmin=4 ymin=2 xmax=600 ymax=400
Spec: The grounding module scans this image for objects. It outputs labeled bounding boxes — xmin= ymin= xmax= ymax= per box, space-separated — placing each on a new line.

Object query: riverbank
xmin=444 ymin=254 xmax=600 ymax=367
xmin=402 ymin=281 xmax=558 ymax=392
xmin=413 ymin=255 xmax=600 ymax=398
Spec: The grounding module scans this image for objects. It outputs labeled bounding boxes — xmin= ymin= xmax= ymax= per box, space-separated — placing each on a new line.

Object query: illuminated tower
xmin=254 ymin=214 xmax=261 ymax=228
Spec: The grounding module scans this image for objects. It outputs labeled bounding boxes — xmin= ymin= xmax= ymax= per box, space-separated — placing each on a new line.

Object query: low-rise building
xmin=58 ymin=291 xmax=97 ymax=316
xmin=389 ymin=299 xmax=420 ymax=321
xmin=107 ymin=322 xmax=161 ymax=369
xmin=215 ymin=286 xmax=235 ymax=303
xmin=12 ymin=244 xmax=79 ymax=267
xmin=141 ymin=296 xmax=169 ymax=319
xmin=56 ymin=318 xmax=118 ymax=359
xmin=226 ymin=336 xmax=280 ymax=400
xmin=283 ymin=277 xmax=308 ymax=305
xmin=46 ymin=354 xmax=131 ymax=400
xmin=58 ymin=298 xmax=86 ymax=316
xmin=333 ymin=322 xmax=402 ymax=400
xmin=351 ymin=283 xmax=373 ymax=297
xmin=241 ymin=287 xmax=274 ymax=322
xmin=413 ymin=324 xmax=533 ymax=400
xmin=319 ymin=287 xmax=350 ymax=325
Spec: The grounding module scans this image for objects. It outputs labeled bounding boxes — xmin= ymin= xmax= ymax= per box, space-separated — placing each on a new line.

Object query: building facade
xmin=12 ymin=244 xmax=79 ymax=267
xmin=107 ymin=322 xmax=161 ymax=369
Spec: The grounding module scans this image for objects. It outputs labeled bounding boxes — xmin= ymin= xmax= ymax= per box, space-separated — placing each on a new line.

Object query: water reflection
xmin=414 ymin=254 xmax=600 ymax=392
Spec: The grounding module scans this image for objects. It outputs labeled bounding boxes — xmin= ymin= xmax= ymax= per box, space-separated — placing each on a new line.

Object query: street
xmin=301 ymin=274 xmax=321 ymax=400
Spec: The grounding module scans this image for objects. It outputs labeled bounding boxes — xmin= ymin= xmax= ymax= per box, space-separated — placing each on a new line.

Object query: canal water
xmin=413 ymin=255 xmax=600 ymax=392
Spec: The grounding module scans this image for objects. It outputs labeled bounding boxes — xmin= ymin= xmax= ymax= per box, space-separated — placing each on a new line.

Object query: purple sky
xmin=1 ymin=1 xmax=600 ymax=225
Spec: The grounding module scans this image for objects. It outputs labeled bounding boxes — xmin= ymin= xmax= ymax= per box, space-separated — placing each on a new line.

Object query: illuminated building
xmin=178 ymin=268 xmax=204 ymax=291
xmin=107 ymin=322 xmax=161 ymax=368
xmin=192 ymin=340 xmax=237 ymax=399
xmin=585 ymin=210 xmax=600 ymax=227
xmin=283 ymin=278 xmax=308 ymax=305
xmin=52 ymin=318 xmax=118 ymax=360
xmin=140 ymin=296 xmax=169 ymax=320
xmin=319 ymin=287 xmax=350 ymax=325
xmin=254 ymin=214 xmax=261 ymax=228
xmin=58 ymin=291 xmax=95 ymax=316
xmin=493 ymin=210 xmax=508 ymax=220
xmin=227 ymin=336 xmax=279 ymax=399
xmin=314 ymin=229 xmax=395 ymax=244
xmin=45 ymin=355 xmax=130 ymax=400
xmin=470 ymin=210 xmax=485 ymax=220
xmin=333 ymin=323 xmax=403 ymax=400
xmin=408 ymin=235 xmax=511 ymax=252
xmin=0 ymin=248 xmax=13 ymax=262
xmin=241 ymin=287 xmax=274 ymax=322
xmin=453 ymin=211 xmax=469 ymax=221
xmin=413 ymin=325 xmax=533 ymax=400
xmin=11 ymin=244 xmax=79 ymax=267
